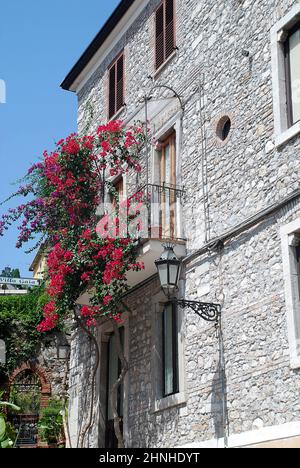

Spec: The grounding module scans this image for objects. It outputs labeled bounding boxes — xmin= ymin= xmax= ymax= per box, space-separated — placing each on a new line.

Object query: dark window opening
xmin=221 ymin=118 xmax=231 ymax=141
xmin=216 ymin=116 xmax=231 ymax=142
xmin=162 ymin=302 xmax=179 ymax=397
xmin=105 ymin=327 xmax=124 ymax=448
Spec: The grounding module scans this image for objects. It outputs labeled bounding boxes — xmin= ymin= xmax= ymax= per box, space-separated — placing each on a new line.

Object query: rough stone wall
xmin=38 ymin=336 xmax=69 ymax=398
xmin=68 ymin=326 xmax=101 ymax=448
xmin=68 ymin=0 xmax=300 ymax=447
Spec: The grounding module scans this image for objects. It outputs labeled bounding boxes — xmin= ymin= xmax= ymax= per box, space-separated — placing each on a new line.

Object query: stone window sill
xmin=153 ymin=392 xmax=186 ymax=413
xmin=108 ymin=105 xmax=126 ymax=122
xmin=153 ymin=50 xmax=177 ymax=80
xmin=275 ymin=121 xmax=300 ymax=148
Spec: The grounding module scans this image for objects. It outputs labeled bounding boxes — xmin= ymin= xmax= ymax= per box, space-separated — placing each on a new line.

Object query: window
xmin=280 ymin=219 xmax=300 ymax=369
xmin=155 ymin=0 xmax=175 ymax=70
xmin=159 ymin=132 xmax=177 ymax=238
xmin=216 ymin=116 xmax=232 ymax=142
xmin=108 ymin=53 xmax=124 ymax=119
xmin=110 ymin=177 xmax=124 ymax=210
xmin=271 ymin=4 xmax=300 ymax=146
xmin=162 ymin=302 xmax=179 ymax=397
xmin=105 ymin=328 xmax=124 ymax=448
xmin=285 ymin=24 xmax=300 ymax=127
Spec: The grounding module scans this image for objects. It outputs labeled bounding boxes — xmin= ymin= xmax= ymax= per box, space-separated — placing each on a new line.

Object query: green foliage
xmin=0 ymin=287 xmax=47 ymax=378
xmin=38 ymin=398 xmax=64 ymax=444
xmin=9 ymin=387 xmax=40 ymax=414
xmin=0 ymin=267 xmax=20 ymax=279
xmin=0 ymin=391 xmax=20 ymax=448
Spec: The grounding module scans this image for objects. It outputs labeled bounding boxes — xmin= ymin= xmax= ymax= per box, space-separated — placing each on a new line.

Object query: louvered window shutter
xmin=116 ymin=55 xmax=124 ymax=112
xmin=108 ymin=54 xmax=124 ymax=119
xmin=109 ymin=64 xmax=116 ymax=119
xmin=155 ymin=1 xmax=175 ymax=71
xmin=165 ymin=0 xmax=175 ymax=60
xmin=155 ymin=4 xmax=164 ymax=70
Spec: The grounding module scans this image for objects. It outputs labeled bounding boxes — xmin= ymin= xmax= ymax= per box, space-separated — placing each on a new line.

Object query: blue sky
xmin=0 ymin=0 xmax=120 ymax=276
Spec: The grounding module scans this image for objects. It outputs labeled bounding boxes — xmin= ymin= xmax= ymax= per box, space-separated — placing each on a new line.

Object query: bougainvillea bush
xmin=0 ymin=120 xmax=147 ymax=332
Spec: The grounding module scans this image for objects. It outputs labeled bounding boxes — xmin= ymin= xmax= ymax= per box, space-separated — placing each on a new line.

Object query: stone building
xmin=61 ymin=0 xmax=300 ymax=448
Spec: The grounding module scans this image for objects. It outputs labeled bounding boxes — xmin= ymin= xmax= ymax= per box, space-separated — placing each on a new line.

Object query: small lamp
xmin=155 ymin=243 xmax=181 ymax=298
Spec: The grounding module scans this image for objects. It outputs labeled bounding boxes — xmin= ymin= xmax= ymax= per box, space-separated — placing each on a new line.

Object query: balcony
xmin=126 ymin=183 xmax=186 ymax=288
xmin=76 ymin=184 xmax=187 ymax=305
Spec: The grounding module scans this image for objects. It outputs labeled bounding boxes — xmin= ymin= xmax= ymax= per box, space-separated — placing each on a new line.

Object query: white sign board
xmin=0 ymin=276 xmax=40 ymax=287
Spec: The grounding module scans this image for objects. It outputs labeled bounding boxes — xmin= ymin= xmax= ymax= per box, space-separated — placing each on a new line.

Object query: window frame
xmin=108 ymin=51 xmax=125 ymax=120
xmin=271 ymin=4 xmax=300 ymax=147
xmin=281 ymin=218 xmax=300 ymax=369
xmin=284 ymin=22 xmax=300 ymax=128
xmin=159 ymin=132 xmax=177 ymax=238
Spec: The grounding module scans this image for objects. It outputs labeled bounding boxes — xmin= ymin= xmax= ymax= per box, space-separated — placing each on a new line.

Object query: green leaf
xmin=1 ymin=438 xmax=12 ymax=448
xmin=0 ymin=415 xmax=6 ymax=440
xmin=0 ymin=402 xmax=21 ymax=412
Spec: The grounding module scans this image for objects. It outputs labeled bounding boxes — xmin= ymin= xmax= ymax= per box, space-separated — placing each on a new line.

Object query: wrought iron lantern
xmin=155 ymin=244 xmax=221 ymax=323
xmin=154 ymin=243 xmax=181 ymax=297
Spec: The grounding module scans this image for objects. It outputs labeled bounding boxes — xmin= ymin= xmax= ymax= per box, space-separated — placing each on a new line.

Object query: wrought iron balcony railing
xmin=128 ymin=183 xmax=185 ymax=242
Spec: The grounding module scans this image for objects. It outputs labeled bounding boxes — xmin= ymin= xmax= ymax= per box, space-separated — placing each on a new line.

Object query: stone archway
xmin=9 ymin=362 xmax=51 ymax=408
xmin=8 ymin=362 xmax=52 ymax=447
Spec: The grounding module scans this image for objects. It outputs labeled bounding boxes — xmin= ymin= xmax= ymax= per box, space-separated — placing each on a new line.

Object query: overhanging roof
xmin=60 ymin=0 xmax=135 ymax=91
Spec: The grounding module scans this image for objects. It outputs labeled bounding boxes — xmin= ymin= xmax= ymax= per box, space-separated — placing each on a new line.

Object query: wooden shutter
xmin=155 ymin=4 xmax=164 ymax=70
xmin=116 ymin=55 xmax=124 ymax=113
xmin=155 ymin=1 xmax=175 ymax=70
xmin=109 ymin=64 xmax=116 ymax=119
xmin=165 ymin=0 xmax=175 ymax=60
xmin=108 ymin=53 xmax=124 ymax=119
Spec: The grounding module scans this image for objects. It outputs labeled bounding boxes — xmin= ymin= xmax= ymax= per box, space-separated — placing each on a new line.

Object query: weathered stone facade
xmin=66 ymin=0 xmax=300 ymax=448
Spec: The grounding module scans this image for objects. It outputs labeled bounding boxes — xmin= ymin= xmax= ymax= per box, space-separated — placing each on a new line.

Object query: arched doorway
xmin=8 ymin=363 xmax=51 ymax=447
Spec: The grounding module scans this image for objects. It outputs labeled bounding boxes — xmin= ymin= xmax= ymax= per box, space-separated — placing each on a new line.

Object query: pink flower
xmin=103 ymin=295 xmax=113 ymax=306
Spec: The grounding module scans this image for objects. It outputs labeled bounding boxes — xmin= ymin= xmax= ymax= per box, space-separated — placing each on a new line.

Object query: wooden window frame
xmin=284 ymin=22 xmax=300 ymax=128
xmin=155 ymin=0 xmax=176 ymax=71
xmin=159 ymin=132 xmax=176 ymax=187
xmin=159 ymin=132 xmax=176 ymax=239
xmin=162 ymin=302 xmax=179 ymax=398
xmin=108 ymin=52 xmax=125 ymax=120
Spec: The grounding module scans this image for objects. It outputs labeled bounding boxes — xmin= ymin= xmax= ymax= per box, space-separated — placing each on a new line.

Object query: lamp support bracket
xmin=171 ymin=298 xmax=221 ymax=323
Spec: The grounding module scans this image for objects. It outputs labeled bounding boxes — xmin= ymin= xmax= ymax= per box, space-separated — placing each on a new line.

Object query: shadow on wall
xmin=211 ymin=359 xmax=228 ymax=442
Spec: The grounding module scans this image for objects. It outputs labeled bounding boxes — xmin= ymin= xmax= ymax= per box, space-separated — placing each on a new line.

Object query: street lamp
xmin=155 ymin=244 xmax=221 ymax=323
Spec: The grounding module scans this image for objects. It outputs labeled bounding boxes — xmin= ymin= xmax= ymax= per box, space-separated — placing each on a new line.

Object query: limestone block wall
xmin=67 ymin=0 xmax=300 ymax=447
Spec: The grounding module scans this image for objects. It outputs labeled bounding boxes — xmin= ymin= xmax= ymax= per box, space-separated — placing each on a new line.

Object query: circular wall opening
xmin=216 ymin=116 xmax=231 ymax=142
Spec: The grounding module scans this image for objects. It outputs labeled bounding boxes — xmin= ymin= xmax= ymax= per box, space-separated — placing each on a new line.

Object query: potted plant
xmin=38 ymin=398 xmax=64 ymax=448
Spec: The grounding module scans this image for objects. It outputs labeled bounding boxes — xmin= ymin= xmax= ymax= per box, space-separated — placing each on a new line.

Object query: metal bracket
xmin=172 ymin=298 xmax=221 ymax=323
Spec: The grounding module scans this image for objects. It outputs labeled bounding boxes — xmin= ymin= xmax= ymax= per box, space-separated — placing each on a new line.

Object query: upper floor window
xmin=108 ymin=53 xmax=124 ymax=119
xmin=158 ymin=132 xmax=177 ymax=239
xmin=110 ymin=177 xmax=124 ymax=210
xmin=285 ymin=24 xmax=300 ymax=127
xmin=155 ymin=0 xmax=175 ymax=70
xmin=271 ymin=4 xmax=300 ymax=146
